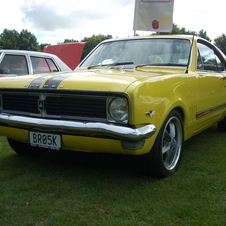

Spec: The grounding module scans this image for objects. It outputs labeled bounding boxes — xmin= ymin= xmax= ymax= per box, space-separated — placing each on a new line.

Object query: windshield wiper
xmin=135 ymin=63 xmax=186 ymax=69
xmin=87 ymin=64 xmax=109 ymax=69
xmin=87 ymin=62 xmax=134 ymax=69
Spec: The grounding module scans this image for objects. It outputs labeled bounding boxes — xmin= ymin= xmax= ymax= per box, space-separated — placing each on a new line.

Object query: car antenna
xmin=185 ymin=34 xmax=195 ymax=74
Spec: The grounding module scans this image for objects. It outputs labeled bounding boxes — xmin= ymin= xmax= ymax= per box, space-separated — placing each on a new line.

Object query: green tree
xmin=63 ymin=39 xmax=79 ymax=43
xmin=38 ymin=43 xmax=51 ymax=52
xmin=81 ymin=34 xmax=113 ymax=59
xmin=0 ymin=38 xmax=3 ymax=49
xmin=214 ymin=34 xmax=226 ymax=55
xmin=0 ymin=29 xmax=20 ymax=49
xmin=171 ymin=24 xmax=191 ymax=34
xmin=57 ymin=39 xmax=79 ymax=45
xmin=158 ymin=24 xmax=194 ymax=35
xmin=0 ymin=29 xmax=39 ymax=50
xmin=197 ymin=29 xmax=211 ymax=42
xmin=158 ymin=24 xmax=211 ymax=42
xmin=18 ymin=29 xmax=39 ymax=50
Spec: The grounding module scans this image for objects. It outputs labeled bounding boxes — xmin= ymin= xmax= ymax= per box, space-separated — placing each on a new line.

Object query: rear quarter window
xmin=31 ymin=57 xmax=59 ymax=74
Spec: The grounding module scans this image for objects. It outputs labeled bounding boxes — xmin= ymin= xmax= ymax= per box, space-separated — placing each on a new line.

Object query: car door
xmin=195 ymin=40 xmax=226 ymax=130
xmin=0 ymin=53 xmax=29 ymax=76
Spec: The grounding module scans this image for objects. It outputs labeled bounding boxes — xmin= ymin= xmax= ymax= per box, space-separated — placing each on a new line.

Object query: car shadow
xmin=0 ymin=124 xmax=221 ymax=183
xmin=1 ymin=144 xmax=147 ymax=180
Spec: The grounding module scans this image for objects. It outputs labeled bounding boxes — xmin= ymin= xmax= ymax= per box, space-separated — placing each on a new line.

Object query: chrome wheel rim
xmin=161 ymin=116 xmax=183 ymax=171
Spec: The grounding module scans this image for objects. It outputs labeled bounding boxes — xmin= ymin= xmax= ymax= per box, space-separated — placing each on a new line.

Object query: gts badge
xmin=38 ymin=99 xmax=46 ymax=112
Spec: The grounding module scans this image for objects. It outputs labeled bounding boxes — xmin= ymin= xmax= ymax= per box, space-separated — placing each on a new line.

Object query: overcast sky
xmin=0 ymin=0 xmax=224 ymax=45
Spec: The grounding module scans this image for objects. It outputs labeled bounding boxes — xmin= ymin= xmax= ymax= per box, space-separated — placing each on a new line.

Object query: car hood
xmin=0 ymin=67 xmax=186 ymax=92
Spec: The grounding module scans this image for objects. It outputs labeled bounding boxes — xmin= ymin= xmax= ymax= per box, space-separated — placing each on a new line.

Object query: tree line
xmin=0 ymin=24 xmax=226 ymax=60
xmin=163 ymin=24 xmax=226 ymax=55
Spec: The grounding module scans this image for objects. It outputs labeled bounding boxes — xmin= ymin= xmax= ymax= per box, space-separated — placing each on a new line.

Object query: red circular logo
xmin=152 ymin=20 xmax=159 ymax=30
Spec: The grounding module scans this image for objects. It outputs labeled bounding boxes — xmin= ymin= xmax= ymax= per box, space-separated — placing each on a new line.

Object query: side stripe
xmin=196 ymin=103 xmax=226 ymax=119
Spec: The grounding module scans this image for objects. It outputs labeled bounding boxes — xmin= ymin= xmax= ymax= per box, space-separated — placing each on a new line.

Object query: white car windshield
xmin=79 ymin=38 xmax=191 ymax=68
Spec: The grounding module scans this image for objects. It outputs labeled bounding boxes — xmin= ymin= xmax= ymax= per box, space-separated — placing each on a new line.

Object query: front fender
xmin=125 ymin=73 xmax=197 ymax=139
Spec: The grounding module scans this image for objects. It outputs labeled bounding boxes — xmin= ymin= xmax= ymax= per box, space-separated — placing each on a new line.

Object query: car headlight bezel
xmin=107 ymin=97 xmax=129 ymax=124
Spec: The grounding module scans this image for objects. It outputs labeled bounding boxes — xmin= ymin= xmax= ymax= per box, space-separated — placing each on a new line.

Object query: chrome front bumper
xmin=0 ymin=114 xmax=156 ymax=141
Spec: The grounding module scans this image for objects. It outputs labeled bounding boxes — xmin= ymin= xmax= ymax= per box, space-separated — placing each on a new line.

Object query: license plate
xmin=29 ymin=131 xmax=61 ymax=150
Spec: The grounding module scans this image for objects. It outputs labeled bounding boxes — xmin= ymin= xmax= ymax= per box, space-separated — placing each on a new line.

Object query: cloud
xmin=2 ymin=0 xmax=223 ymax=45
xmin=18 ymin=0 xmax=135 ymax=43
xmin=21 ymin=3 xmax=73 ymax=31
xmin=21 ymin=0 xmax=132 ymax=32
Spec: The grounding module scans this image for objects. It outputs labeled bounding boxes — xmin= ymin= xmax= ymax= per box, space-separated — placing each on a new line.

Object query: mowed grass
xmin=0 ymin=125 xmax=225 ymax=226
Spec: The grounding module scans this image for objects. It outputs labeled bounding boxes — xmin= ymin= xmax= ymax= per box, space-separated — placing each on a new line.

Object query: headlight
xmin=108 ymin=98 xmax=128 ymax=123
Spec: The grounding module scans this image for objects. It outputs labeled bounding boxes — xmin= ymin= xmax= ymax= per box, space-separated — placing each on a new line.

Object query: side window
xmin=46 ymin=58 xmax=59 ymax=72
xmin=197 ymin=42 xmax=225 ymax=71
xmin=0 ymin=55 xmax=28 ymax=75
xmin=31 ymin=57 xmax=59 ymax=74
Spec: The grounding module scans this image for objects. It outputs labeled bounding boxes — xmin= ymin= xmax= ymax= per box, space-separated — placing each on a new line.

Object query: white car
xmin=0 ymin=50 xmax=71 ymax=77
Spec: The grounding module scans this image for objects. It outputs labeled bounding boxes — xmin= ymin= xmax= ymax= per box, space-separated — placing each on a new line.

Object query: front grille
xmin=46 ymin=96 xmax=106 ymax=118
xmin=1 ymin=93 xmax=107 ymax=120
xmin=2 ymin=95 xmax=39 ymax=114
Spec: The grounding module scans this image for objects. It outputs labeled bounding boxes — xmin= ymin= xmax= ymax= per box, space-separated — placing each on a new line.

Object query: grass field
xmin=0 ymin=124 xmax=225 ymax=225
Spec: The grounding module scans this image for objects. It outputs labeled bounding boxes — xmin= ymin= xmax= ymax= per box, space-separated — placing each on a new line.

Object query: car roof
xmin=101 ymin=34 xmax=202 ymax=43
xmin=0 ymin=49 xmax=57 ymax=58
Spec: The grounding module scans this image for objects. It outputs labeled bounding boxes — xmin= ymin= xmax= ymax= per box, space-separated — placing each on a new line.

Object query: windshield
xmin=79 ymin=38 xmax=191 ymax=68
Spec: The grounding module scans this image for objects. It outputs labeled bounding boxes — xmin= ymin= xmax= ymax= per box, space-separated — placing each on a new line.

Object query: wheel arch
xmin=161 ymin=106 xmax=186 ymax=141
xmin=173 ymin=106 xmax=185 ymax=122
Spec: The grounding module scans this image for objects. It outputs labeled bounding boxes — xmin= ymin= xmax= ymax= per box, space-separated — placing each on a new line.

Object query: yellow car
xmin=0 ymin=35 xmax=226 ymax=177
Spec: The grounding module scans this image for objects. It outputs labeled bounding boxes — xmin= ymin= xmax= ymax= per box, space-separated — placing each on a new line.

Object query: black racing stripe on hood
xmin=29 ymin=75 xmax=53 ymax=89
xmin=42 ymin=74 xmax=75 ymax=89
xmin=28 ymin=73 xmax=76 ymax=89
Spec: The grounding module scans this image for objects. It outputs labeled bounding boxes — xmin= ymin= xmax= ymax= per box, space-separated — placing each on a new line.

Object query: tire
xmin=217 ymin=117 xmax=226 ymax=132
xmin=141 ymin=110 xmax=184 ymax=178
xmin=7 ymin=138 xmax=42 ymax=155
